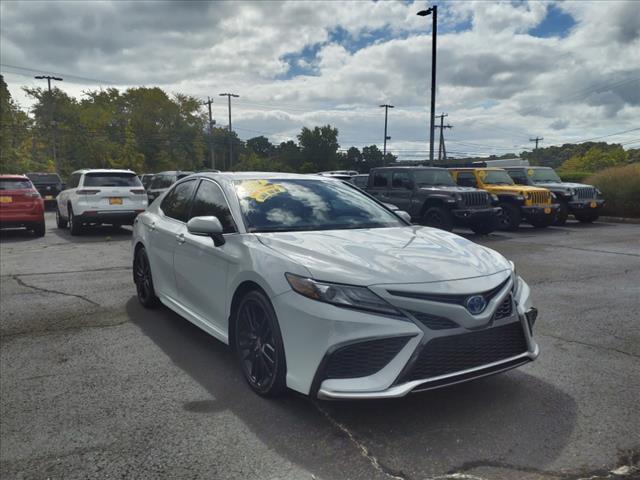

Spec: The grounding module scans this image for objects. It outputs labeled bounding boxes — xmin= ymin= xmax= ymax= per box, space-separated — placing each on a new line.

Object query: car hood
xmin=256 ymin=226 xmax=510 ymax=286
xmin=418 ymin=186 xmax=481 ymax=193
xmin=534 ymin=181 xmax=593 ymax=189
xmin=486 ymin=185 xmax=547 ymax=194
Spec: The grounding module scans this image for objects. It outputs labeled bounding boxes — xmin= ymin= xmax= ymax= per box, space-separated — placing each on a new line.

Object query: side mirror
xmin=395 ymin=210 xmax=412 ymax=223
xmin=187 ymin=216 xmax=225 ymax=246
xmin=382 ymin=202 xmax=399 ymax=211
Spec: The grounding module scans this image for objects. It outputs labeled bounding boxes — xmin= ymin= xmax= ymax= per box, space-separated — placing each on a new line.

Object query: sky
xmin=1 ymin=0 xmax=639 ymax=160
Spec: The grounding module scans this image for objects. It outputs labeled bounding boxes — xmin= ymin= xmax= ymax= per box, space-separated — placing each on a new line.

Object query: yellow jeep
xmin=449 ymin=168 xmax=558 ymax=231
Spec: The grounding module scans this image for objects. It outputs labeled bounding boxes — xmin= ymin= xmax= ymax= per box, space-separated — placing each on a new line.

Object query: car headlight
xmin=550 ymin=192 xmax=557 ymax=200
xmin=285 ymin=273 xmax=403 ymax=317
xmin=490 ymin=194 xmax=499 ymax=202
xmin=515 ymin=195 xmax=525 ymax=201
xmin=596 ymin=188 xmax=602 ymax=196
xmin=569 ymin=188 xmax=576 ymax=196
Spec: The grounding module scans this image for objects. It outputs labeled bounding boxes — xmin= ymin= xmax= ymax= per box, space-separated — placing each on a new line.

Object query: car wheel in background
xmin=529 ymin=215 xmax=553 ymax=228
xmin=133 ymin=247 xmax=160 ymax=308
xmin=234 ymin=289 xmax=287 ymax=397
xmin=56 ymin=206 xmax=67 ymax=229
xmin=497 ymin=203 xmax=521 ymax=231
xmin=421 ymin=206 xmax=453 ymax=231
xmin=553 ymin=199 xmax=569 ymax=226
xmin=470 ymin=220 xmax=495 ymax=235
xmin=575 ymin=211 xmax=599 ymax=223
xmin=68 ymin=205 xmax=83 ymax=236
xmin=32 ymin=221 xmax=46 ymax=237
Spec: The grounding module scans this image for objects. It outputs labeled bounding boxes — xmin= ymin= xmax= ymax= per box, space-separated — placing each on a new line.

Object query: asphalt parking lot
xmin=1 ymin=213 xmax=638 ymax=480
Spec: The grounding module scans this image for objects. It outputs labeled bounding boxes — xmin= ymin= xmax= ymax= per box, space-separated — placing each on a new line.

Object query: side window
xmin=189 ymin=180 xmax=236 ymax=233
xmin=67 ymin=173 xmax=80 ymax=189
xmin=392 ymin=171 xmax=411 ymax=189
xmin=160 ymin=180 xmax=197 ymax=222
xmin=372 ymin=171 xmax=390 ymax=188
xmin=509 ymin=171 xmax=527 ymax=185
xmin=457 ymin=172 xmax=477 ymax=187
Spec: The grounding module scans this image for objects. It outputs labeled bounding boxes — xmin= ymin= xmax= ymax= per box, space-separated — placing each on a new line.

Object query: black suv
xmin=146 ymin=171 xmax=193 ymax=203
xmin=505 ymin=166 xmax=605 ymax=225
xmin=366 ymin=167 xmax=501 ymax=234
xmin=25 ymin=172 xmax=64 ymax=207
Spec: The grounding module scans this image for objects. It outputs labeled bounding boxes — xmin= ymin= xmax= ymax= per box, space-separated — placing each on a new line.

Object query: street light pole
xmin=417 ymin=5 xmax=437 ymax=166
xmin=379 ymin=104 xmax=394 ymax=164
xmin=34 ymin=75 xmax=63 ymax=173
xmin=219 ymin=93 xmax=239 ymax=170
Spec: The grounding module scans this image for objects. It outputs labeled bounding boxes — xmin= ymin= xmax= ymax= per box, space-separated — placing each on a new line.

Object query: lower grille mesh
xmin=325 ymin=336 xmax=412 ymax=379
xmin=494 ymin=295 xmax=513 ymax=320
xmin=402 ymin=321 xmax=527 ymax=381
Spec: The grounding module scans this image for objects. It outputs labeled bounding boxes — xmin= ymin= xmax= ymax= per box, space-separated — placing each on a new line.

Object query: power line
xmin=529 ymin=136 xmax=543 ymax=150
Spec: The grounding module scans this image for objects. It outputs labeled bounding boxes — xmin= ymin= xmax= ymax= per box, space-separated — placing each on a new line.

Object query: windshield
xmin=26 ymin=173 xmax=60 ymax=183
xmin=0 ymin=179 xmax=33 ymax=190
xmin=414 ymin=169 xmax=456 ymax=187
xmin=235 ymin=178 xmax=405 ymax=233
xmin=531 ymin=168 xmax=562 ymax=183
xmin=84 ymin=173 xmax=141 ymax=187
xmin=150 ymin=175 xmax=175 ymax=189
xmin=482 ymin=170 xmax=514 ymax=185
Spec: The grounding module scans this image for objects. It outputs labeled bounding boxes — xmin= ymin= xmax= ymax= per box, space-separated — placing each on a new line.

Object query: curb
xmin=599 ymin=216 xmax=640 ymax=224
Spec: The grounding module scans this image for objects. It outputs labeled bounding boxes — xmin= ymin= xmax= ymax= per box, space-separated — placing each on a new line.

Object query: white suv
xmin=56 ymin=169 xmax=147 ymax=235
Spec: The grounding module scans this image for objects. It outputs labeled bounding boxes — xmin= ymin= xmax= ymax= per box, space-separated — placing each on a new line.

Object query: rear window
xmin=83 ymin=172 xmax=141 ymax=187
xmin=26 ymin=173 xmax=60 ymax=183
xmin=150 ymin=175 xmax=175 ymax=189
xmin=0 ymin=179 xmax=33 ymax=190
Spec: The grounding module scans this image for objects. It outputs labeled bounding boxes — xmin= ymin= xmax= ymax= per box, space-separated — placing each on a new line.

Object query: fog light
xmin=525 ymin=307 xmax=538 ymax=332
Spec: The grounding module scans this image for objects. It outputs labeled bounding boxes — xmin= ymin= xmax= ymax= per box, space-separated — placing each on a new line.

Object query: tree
xmin=297 ymin=125 xmax=340 ymax=172
xmin=361 ymin=145 xmax=384 ymax=172
xmin=247 ymin=136 xmax=275 ymax=158
xmin=560 ymin=145 xmax=628 ymax=173
xmin=0 ymin=75 xmax=33 ymax=173
xmin=275 ymin=140 xmax=302 ymax=171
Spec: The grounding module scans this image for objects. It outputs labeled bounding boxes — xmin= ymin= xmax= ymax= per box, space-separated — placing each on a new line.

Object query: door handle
xmin=148 ymin=221 xmax=156 ymax=231
xmin=176 ymin=233 xmax=185 ymax=244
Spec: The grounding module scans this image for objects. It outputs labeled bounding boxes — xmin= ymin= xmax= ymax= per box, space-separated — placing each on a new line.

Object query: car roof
xmin=155 ymin=170 xmax=193 ymax=175
xmin=373 ymin=166 xmax=446 ymax=170
xmin=25 ymin=172 xmax=60 ymax=175
xmin=193 ymin=171 xmax=346 ymax=183
xmin=0 ymin=174 xmax=29 ymax=180
xmin=72 ymin=168 xmax=135 ymax=174
xmin=505 ymin=166 xmax=548 ymax=170
xmin=449 ymin=167 xmax=505 ymax=171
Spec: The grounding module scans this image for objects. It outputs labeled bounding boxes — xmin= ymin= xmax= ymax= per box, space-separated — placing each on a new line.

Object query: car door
xmin=148 ymin=179 xmax=197 ymax=301
xmin=173 ymin=179 xmax=239 ymax=334
xmin=387 ymin=171 xmax=413 ymax=212
xmin=368 ymin=170 xmax=391 ymax=202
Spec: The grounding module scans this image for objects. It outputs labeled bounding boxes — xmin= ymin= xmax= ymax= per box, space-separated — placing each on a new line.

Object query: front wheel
xmin=234 ymin=290 xmax=287 ymax=397
xmin=553 ymin=200 xmax=569 ymax=226
xmin=496 ymin=203 xmax=521 ymax=231
xmin=529 ymin=215 xmax=553 ymax=228
xmin=32 ymin=221 xmax=46 ymax=237
xmin=133 ymin=247 xmax=160 ymax=308
xmin=575 ymin=211 xmax=599 ymax=223
xmin=470 ymin=220 xmax=495 ymax=235
xmin=421 ymin=206 xmax=454 ymax=231
xmin=68 ymin=205 xmax=83 ymax=236
xmin=56 ymin=206 xmax=67 ymax=229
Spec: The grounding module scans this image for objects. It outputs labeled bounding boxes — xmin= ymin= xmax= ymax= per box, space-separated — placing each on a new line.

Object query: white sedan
xmin=132 ymin=172 xmax=539 ymax=399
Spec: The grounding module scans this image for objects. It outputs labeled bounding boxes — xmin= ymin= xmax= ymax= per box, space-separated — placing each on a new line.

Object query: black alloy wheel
xmin=553 ymin=199 xmax=569 ymax=226
xmin=134 ymin=247 xmax=159 ymax=308
xmin=235 ymin=290 xmax=286 ymax=397
xmin=422 ymin=206 xmax=453 ymax=231
xmin=497 ymin=203 xmax=521 ymax=231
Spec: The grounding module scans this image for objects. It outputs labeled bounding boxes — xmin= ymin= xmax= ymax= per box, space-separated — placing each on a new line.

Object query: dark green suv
xmin=505 ymin=167 xmax=605 ymax=225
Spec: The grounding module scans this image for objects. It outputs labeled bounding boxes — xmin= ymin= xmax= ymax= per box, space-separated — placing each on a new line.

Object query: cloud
xmin=1 ymin=0 xmax=639 ymax=159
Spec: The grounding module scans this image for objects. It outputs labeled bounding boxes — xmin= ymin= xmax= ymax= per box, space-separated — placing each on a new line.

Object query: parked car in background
xmin=366 ymin=167 xmax=501 ymax=234
xmin=449 ymin=168 xmax=558 ymax=231
xmin=504 ymin=166 xmax=604 ymax=225
xmin=351 ymin=174 xmax=369 ymax=188
xmin=25 ymin=172 xmax=64 ymax=207
xmin=146 ymin=171 xmax=193 ymax=203
xmin=318 ymin=170 xmax=359 ymax=176
xmin=138 ymin=173 xmax=155 ymax=190
xmin=0 ymin=175 xmax=45 ymax=237
xmin=56 ymin=169 xmax=147 ymax=235
xmin=132 ymin=172 xmax=538 ymax=399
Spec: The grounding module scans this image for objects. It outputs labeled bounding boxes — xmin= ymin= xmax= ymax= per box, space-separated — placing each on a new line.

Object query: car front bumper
xmin=521 ymin=204 xmax=559 ymax=219
xmin=452 ymin=206 xmax=501 ymax=221
xmin=273 ymin=272 xmax=538 ymax=399
xmin=569 ymin=199 xmax=605 ymax=211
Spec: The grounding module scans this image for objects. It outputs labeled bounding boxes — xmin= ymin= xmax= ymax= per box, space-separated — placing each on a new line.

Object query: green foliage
xmin=298 ymin=125 xmax=340 ymax=172
xmin=585 ymin=164 xmax=640 ymax=218
xmin=559 ymin=145 xmax=628 ymax=173
xmin=558 ymin=171 xmax=591 ymax=182
xmin=522 ymin=142 xmax=628 ymax=170
xmin=0 ymin=75 xmax=36 ymax=173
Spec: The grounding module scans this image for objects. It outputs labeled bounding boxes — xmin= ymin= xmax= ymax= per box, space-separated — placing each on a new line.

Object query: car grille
xmin=460 ymin=191 xmax=490 ymax=207
xmin=575 ymin=187 xmax=597 ymax=199
xmin=388 ymin=278 xmax=509 ymax=306
xmin=409 ymin=311 xmax=459 ymax=330
xmin=401 ymin=321 xmax=528 ymax=382
xmin=494 ymin=295 xmax=513 ymax=320
xmin=325 ymin=336 xmax=413 ymax=379
xmin=529 ymin=190 xmax=552 ymax=205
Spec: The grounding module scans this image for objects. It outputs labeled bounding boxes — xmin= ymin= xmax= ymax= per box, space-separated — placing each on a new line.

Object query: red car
xmin=0 ymin=174 xmax=46 ymax=237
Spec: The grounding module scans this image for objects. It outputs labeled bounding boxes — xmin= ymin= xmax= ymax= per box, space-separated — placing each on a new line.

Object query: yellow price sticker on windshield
xmin=239 ymin=180 xmax=286 ymax=203
xmin=527 ymin=169 xmax=534 ymax=176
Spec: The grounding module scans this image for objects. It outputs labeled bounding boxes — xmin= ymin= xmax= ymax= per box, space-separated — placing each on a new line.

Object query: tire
xmin=133 ymin=247 xmax=160 ymax=308
xmin=421 ymin=206 xmax=454 ymax=232
xmin=234 ymin=290 xmax=287 ymax=397
xmin=529 ymin=215 xmax=553 ymax=228
xmin=32 ymin=221 xmax=46 ymax=237
xmin=68 ymin=205 xmax=82 ymax=236
xmin=496 ymin=203 xmax=522 ymax=231
xmin=553 ymin=199 xmax=569 ymax=226
xmin=56 ymin=206 xmax=67 ymax=228
xmin=575 ymin=211 xmax=599 ymax=223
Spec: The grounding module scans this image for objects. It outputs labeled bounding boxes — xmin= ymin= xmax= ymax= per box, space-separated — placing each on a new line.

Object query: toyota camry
xmin=132 ymin=172 xmax=539 ymax=399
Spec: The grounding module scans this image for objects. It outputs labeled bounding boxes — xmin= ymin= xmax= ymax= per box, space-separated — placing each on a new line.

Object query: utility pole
xmin=203 ymin=97 xmax=216 ymax=169
xmin=417 ymin=5 xmax=437 ymax=166
xmin=435 ymin=113 xmax=452 ymax=161
xmin=219 ymin=93 xmax=239 ymax=170
xmin=529 ymin=136 xmax=543 ymax=150
xmin=379 ymin=104 xmax=394 ymax=164
xmin=34 ymin=75 xmax=63 ymax=173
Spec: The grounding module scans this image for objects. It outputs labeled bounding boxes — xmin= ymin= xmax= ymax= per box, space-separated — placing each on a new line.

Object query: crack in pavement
xmin=312 ymin=402 xmax=409 ymax=480
xmin=1 ymin=265 xmax=131 ymax=278
xmin=11 ymin=275 xmax=100 ymax=306
xmin=540 ymin=333 xmax=640 ymax=359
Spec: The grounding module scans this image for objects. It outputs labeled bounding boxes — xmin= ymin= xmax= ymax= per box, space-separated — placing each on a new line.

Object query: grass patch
xmin=585 ymin=164 xmax=640 ymax=218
